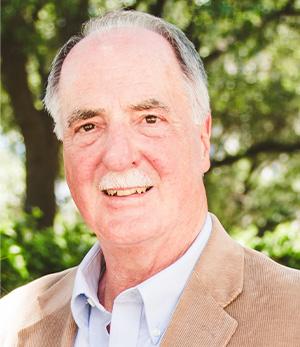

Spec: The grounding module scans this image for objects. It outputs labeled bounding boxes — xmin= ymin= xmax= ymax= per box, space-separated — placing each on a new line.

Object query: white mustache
xmin=99 ymin=168 xmax=153 ymax=190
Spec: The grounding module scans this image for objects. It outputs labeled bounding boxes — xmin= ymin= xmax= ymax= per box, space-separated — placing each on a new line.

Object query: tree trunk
xmin=2 ymin=20 xmax=59 ymax=228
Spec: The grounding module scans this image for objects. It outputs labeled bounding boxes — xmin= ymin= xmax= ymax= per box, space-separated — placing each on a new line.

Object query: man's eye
xmin=81 ymin=123 xmax=95 ymax=132
xmin=145 ymin=115 xmax=158 ymax=124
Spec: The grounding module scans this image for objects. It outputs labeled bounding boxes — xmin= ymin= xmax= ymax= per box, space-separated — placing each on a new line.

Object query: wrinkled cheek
xmin=64 ymin=152 xmax=97 ymax=204
xmin=146 ymin=143 xmax=179 ymax=177
xmin=65 ymin=147 xmax=95 ymax=176
xmin=151 ymin=157 xmax=172 ymax=176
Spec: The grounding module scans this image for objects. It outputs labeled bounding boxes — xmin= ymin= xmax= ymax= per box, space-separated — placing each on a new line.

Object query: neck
xmin=98 ymin=205 xmax=208 ymax=312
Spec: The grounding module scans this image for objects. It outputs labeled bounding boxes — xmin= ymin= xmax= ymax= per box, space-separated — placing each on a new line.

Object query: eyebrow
xmin=67 ymin=108 xmax=105 ymax=128
xmin=67 ymin=99 xmax=169 ymax=127
xmin=128 ymin=98 xmax=170 ymax=112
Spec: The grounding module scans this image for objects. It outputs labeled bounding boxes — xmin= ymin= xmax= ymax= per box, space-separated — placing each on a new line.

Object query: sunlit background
xmin=1 ymin=0 xmax=300 ymax=295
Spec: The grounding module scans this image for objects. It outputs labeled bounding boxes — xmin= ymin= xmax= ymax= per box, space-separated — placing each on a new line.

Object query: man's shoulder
xmin=231 ymin=245 xmax=300 ymax=320
xmin=205 ymin=214 xmax=300 ymax=304
xmin=1 ymin=267 xmax=77 ymax=306
xmin=243 ymin=246 xmax=300 ymax=291
xmin=0 ymin=267 xmax=77 ymax=345
xmin=224 ymin=244 xmax=300 ymax=344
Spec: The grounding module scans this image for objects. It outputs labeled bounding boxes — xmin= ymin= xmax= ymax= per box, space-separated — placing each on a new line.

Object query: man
xmin=1 ymin=10 xmax=299 ymax=347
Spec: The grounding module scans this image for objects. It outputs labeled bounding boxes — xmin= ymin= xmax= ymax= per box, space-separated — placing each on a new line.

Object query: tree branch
xmin=211 ymin=140 xmax=300 ymax=168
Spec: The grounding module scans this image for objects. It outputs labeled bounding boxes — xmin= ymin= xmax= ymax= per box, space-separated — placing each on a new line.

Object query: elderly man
xmin=1 ymin=10 xmax=299 ymax=347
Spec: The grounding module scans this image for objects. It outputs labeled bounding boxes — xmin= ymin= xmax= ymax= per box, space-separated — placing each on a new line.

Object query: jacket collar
xmin=161 ymin=214 xmax=244 ymax=347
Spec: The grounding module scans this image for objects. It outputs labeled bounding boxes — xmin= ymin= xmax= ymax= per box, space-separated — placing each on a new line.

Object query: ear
xmin=199 ymin=113 xmax=212 ymax=173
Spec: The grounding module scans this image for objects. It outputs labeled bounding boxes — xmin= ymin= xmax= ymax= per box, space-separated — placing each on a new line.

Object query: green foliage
xmin=232 ymin=220 xmax=300 ymax=269
xmin=0 ymin=209 xmax=96 ymax=296
xmin=206 ymin=154 xmax=300 ymax=236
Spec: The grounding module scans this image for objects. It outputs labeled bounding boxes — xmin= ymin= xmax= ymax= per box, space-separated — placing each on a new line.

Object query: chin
xmin=94 ymin=215 xmax=161 ymax=246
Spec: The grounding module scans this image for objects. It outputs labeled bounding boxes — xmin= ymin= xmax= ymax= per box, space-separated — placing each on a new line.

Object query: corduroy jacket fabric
xmin=1 ymin=215 xmax=300 ymax=347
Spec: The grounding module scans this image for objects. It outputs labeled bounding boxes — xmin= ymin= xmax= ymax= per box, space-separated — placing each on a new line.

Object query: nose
xmin=101 ymin=123 xmax=139 ymax=171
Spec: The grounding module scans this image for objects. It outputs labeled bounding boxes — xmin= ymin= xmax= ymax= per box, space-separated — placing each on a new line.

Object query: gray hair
xmin=44 ymin=10 xmax=210 ymax=140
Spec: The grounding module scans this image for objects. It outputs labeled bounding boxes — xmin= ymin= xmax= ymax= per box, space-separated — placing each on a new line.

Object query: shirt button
xmin=87 ymin=297 xmax=95 ymax=307
xmin=152 ymin=328 xmax=161 ymax=337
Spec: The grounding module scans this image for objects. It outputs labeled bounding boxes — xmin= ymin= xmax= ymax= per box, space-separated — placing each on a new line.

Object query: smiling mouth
xmin=102 ymin=186 xmax=153 ymax=197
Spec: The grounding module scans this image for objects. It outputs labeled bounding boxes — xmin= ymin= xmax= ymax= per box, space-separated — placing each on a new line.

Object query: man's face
xmin=60 ymin=28 xmax=211 ymax=246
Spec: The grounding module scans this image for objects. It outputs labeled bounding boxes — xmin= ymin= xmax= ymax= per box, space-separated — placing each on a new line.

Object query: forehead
xmin=58 ymin=27 xmax=188 ymax=114
xmin=61 ymin=26 xmax=181 ymax=74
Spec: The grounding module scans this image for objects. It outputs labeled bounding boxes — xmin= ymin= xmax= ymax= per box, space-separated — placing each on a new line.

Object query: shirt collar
xmin=71 ymin=213 xmax=212 ymax=342
xmin=137 ymin=213 xmax=212 ymax=344
xmin=71 ymin=242 xmax=107 ymax=329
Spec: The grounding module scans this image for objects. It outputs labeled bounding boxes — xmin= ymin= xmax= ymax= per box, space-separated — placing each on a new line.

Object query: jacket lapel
xmin=17 ymin=268 xmax=78 ymax=347
xmin=161 ymin=215 xmax=244 ymax=347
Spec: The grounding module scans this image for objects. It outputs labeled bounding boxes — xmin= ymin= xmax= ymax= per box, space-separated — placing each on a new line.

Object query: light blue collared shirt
xmin=71 ymin=213 xmax=212 ymax=347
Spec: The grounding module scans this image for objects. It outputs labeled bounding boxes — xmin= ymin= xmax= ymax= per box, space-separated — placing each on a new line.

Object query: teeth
xmin=136 ymin=187 xmax=147 ymax=194
xmin=107 ymin=190 xmax=117 ymax=196
xmin=116 ymin=188 xmax=137 ymax=196
xmin=105 ymin=187 xmax=148 ymax=196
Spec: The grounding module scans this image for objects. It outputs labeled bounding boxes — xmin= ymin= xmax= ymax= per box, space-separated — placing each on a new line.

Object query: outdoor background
xmin=1 ymin=0 xmax=300 ymax=295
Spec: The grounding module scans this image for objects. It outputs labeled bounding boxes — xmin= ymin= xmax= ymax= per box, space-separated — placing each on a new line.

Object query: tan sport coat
xmin=1 ymin=215 xmax=300 ymax=346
